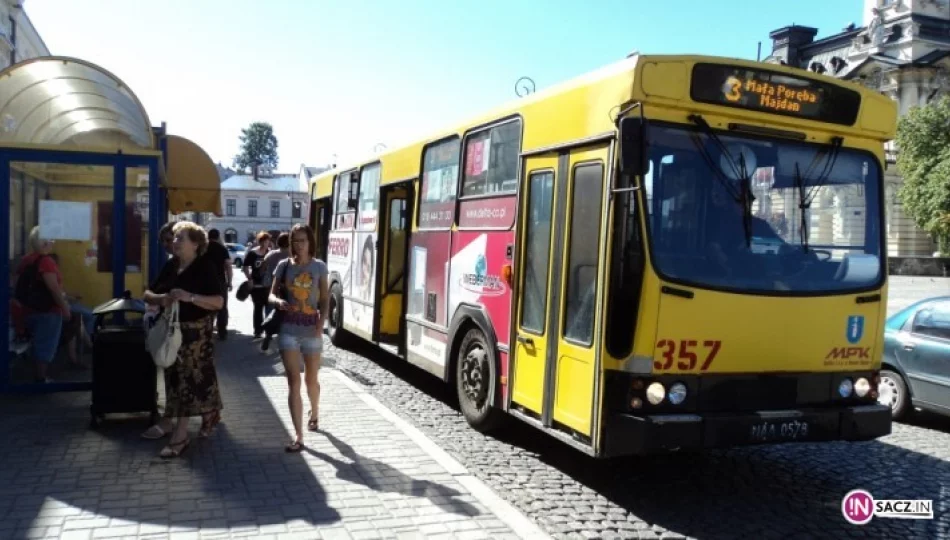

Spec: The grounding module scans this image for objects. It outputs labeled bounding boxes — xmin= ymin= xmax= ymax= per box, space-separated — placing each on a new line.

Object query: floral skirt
xmin=164 ymin=316 xmax=222 ymax=417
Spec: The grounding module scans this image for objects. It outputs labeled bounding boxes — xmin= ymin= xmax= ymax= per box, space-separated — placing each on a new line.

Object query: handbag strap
xmin=169 ymin=301 xmax=180 ymax=325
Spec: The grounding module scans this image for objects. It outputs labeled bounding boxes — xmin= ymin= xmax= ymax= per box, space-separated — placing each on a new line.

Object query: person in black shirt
xmin=142 ymin=221 xmax=225 ymax=458
xmin=243 ymin=231 xmax=273 ymax=337
xmin=205 ymin=228 xmax=233 ymax=340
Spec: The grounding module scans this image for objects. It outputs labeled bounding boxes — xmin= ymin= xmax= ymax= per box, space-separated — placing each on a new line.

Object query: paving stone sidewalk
xmin=0 ymin=281 xmax=547 ymax=540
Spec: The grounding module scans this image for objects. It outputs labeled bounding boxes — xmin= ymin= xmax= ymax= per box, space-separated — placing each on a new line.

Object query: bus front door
xmin=513 ymin=145 xmax=609 ymax=440
xmin=374 ymin=182 xmax=411 ymax=351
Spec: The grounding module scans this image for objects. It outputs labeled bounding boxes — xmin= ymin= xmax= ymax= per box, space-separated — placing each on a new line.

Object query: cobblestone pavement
xmin=320 ymin=276 xmax=950 ymax=540
xmin=0 ymin=283 xmax=548 ymax=540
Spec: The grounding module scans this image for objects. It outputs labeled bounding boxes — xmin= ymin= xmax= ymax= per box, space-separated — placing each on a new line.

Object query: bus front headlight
xmin=646 ymin=382 xmax=665 ymax=405
xmin=838 ymin=378 xmax=854 ymax=398
xmin=854 ymin=377 xmax=870 ymax=398
xmin=668 ymin=382 xmax=687 ymax=405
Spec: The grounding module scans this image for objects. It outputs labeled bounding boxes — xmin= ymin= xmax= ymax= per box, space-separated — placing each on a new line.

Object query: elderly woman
xmin=13 ymin=226 xmax=72 ymax=383
xmin=141 ymin=221 xmax=225 ymax=458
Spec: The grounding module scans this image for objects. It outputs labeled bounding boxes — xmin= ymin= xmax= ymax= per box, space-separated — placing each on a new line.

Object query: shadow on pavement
xmin=0 ymin=330 xmax=342 ymax=539
xmin=303 ymin=430 xmax=481 ymax=518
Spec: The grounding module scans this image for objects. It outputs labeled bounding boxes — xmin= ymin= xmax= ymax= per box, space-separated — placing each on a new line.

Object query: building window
xmin=248 ymin=199 xmax=257 ymax=217
xmin=292 ymin=201 xmax=302 ymax=219
xmin=271 ymin=200 xmax=280 ymax=218
xmin=224 ymin=228 xmax=238 ymax=243
xmin=226 ymin=199 xmax=236 ymax=216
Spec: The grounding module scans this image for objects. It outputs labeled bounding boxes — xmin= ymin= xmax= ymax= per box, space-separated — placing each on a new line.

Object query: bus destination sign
xmin=690 ymin=63 xmax=861 ymax=126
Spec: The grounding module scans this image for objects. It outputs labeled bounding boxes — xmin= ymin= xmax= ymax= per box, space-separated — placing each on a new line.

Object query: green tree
xmin=896 ymin=95 xmax=950 ymax=254
xmin=233 ymin=122 xmax=278 ymax=178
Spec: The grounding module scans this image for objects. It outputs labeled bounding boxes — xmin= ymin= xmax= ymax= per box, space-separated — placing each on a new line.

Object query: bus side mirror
xmin=619 ymin=117 xmax=649 ymax=176
xmin=348 ymin=176 xmax=360 ymax=210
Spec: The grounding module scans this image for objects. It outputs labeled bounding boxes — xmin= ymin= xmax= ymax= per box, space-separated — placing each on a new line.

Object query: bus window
xmin=521 ymin=170 xmax=555 ymax=333
xmin=605 ymin=161 xmax=647 ymax=359
xmin=359 ymin=163 xmax=381 ymax=230
xmin=461 ymin=120 xmax=522 ymax=197
xmin=563 ymin=163 xmax=605 ymax=346
xmin=419 ymin=138 xmax=460 ymax=229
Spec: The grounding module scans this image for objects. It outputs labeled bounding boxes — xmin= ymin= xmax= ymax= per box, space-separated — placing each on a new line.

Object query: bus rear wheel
xmin=327 ymin=283 xmax=348 ymax=347
xmin=456 ymin=327 xmax=502 ymax=432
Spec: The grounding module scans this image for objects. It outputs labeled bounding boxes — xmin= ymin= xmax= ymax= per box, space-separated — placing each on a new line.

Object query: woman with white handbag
xmin=141 ymin=221 xmax=225 ymax=458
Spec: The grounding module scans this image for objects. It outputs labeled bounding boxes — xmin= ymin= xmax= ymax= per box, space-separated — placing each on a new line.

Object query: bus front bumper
xmin=603 ymin=404 xmax=891 ymax=456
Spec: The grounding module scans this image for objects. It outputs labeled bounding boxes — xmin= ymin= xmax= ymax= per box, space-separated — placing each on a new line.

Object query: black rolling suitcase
xmin=88 ymin=291 xmax=158 ymax=429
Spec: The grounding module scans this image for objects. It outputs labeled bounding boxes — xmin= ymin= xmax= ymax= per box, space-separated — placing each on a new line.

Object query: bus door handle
xmin=517 ymin=335 xmax=534 ymax=347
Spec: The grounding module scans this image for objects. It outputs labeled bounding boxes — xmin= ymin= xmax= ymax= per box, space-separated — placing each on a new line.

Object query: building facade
xmin=0 ymin=0 xmax=48 ymax=71
xmin=205 ymin=171 xmax=311 ymax=244
xmin=764 ymin=0 xmax=950 ymax=256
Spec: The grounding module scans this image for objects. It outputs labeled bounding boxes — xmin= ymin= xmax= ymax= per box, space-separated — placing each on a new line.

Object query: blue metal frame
xmin=1 ymin=147 xmax=163 ymax=394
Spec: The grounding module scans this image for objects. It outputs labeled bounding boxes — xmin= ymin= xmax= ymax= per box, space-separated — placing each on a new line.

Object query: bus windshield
xmin=640 ymin=123 xmax=883 ymax=295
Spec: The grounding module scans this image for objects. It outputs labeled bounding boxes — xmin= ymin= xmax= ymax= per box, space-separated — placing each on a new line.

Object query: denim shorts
xmin=278 ymin=333 xmax=323 ymax=355
xmin=26 ymin=312 xmax=63 ymax=363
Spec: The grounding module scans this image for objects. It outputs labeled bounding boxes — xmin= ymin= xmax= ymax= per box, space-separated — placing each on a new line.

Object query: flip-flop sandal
xmin=160 ymin=437 xmax=190 ymax=459
xmin=285 ymin=440 xmax=304 ymax=453
xmin=307 ymin=410 xmax=319 ymax=431
xmin=141 ymin=424 xmax=170 ymax=440
xmin=199 ymin=410 xmax=221 ymax=438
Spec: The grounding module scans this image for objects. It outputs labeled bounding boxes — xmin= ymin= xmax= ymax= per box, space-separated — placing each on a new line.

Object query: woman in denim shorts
xmin=269 ymin=224 xmax=329 ymax=452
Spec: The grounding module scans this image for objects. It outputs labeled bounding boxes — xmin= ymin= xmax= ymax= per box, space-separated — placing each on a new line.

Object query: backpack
xmin=14 ymin=255 xmax=56 ymax=312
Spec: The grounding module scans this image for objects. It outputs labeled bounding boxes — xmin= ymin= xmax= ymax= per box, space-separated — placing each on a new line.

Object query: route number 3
xmin=654 ymin=339 xmax=722 ymax=371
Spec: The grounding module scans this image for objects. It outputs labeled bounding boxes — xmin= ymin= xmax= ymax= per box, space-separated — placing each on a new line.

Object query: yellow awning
xmin=0 ymin=56 xmax=154 ymax=151
xmin=165 ymin=134 xmax=221 ymax=215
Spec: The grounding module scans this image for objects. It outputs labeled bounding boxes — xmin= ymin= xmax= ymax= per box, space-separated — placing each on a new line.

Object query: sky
xmin=27 ymin=0 xmax=868 ymax=174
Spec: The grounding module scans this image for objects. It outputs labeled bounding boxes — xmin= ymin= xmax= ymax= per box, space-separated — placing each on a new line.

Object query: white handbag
xmin=147 ymin=301 xmax=182 ymax=368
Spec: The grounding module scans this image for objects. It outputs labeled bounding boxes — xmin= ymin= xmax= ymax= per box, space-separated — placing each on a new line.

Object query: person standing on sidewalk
xmin=243 ymin=231 xmax=272 ymax=338
xmin=260 ymin=232 xmax=291 ymax=352
xmin=204 ymin=228 xmax=233 ymax=340
xmin=141 ymin=221 xmax=225 ymax=458
xmin=270 ymin=224 xmax=329 ymax=452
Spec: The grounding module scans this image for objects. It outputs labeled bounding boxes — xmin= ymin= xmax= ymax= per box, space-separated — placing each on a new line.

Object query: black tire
xmin=879 ymin=369 xmax=910 ymax=420
xmin=455 ymin=327 xmax=503 ymax=432
xmin=327 ymin=282 xmax=349 ymax=347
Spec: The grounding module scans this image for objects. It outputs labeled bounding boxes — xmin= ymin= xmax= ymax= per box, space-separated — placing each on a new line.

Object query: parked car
xmin=226 ymin=243 xmax=247 ymax=267
xmin=880 ymin=295 xmax=950 ymax=419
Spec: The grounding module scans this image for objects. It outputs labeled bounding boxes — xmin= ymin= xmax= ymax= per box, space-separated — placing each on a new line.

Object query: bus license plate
xmin=749 ymin=419 xmax=810 ymax=442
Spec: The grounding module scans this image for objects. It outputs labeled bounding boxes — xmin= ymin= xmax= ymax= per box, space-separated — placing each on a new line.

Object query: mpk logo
xmin=846 ymin=315 xmax=864 ymax=344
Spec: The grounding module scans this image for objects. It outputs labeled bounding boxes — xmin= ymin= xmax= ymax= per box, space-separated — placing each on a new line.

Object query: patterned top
xmin=275 ymin=258 xmax=328 ymax=338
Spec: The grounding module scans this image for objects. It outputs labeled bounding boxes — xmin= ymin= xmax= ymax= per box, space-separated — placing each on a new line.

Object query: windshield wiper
xmin=687 ymin=114 xmax=756 ymax=248
xmin=793 ymin=136 xmax=844 ymax=252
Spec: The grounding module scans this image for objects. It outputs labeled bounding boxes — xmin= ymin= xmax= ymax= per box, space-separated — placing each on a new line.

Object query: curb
xmin=331 ymin=368 xmax=552 ymax=540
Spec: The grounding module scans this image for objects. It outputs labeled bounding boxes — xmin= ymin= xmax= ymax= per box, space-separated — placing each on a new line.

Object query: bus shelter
xmin=0 ymin=56 xmax=221 ymax=393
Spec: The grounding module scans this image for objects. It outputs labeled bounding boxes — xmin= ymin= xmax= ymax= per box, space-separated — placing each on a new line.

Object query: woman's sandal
xmin=199 ymin=410 xmax=221 ymax=438
xmin=307 ymin=410 xmax=319 ymax=432
xmin=285 ymin=439 xmax=304 ymax=453
xmin=160 ymin=437 xmax=190 ymax=459
xmin=141 ymin=423 xmax=171 ymax=440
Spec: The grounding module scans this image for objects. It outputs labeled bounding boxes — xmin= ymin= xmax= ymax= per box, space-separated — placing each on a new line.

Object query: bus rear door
xmin=512 ymin=144 xmax=610 ymax=441
xmin=310 ymin=197 xmax=332 ymax=262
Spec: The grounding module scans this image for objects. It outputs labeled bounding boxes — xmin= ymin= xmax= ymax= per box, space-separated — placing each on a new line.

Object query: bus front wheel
xmin=456 ymin=327 xmax=502 ymax=432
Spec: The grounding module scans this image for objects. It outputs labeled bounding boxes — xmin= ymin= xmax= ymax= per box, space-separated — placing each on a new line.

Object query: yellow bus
xmin=309 ymin=54 xmax=898 ymax=457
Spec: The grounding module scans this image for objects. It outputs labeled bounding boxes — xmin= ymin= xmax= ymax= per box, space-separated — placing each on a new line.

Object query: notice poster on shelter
xmin=39 ymin=200 xmax=93 ymax=241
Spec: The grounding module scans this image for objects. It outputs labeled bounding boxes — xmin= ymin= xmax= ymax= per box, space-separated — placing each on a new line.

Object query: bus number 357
xmin=654 ymin=339 xmax=722 ymax=371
